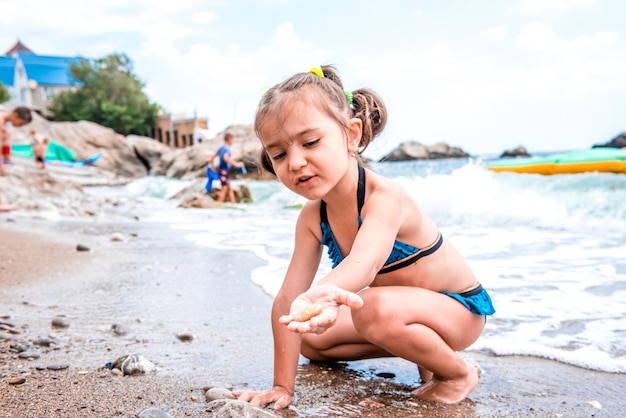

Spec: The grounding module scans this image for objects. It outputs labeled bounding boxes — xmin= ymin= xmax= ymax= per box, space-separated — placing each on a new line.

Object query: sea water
xmin=124 ymin=156 xmax=626 ymax=374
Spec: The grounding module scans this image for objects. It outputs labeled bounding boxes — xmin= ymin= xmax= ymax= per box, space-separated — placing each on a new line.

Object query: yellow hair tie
xmin=309 ymin=66 xmax=324 ymax=77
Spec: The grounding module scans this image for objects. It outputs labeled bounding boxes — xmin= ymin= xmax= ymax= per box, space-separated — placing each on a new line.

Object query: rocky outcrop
xmin=0 ymin=164 xmax=125 ymax=217
xmin=151 ymin=146 xmax=214 ymax=179
xmin=499 ymin=146 xmax=531 ymax=158
xmin=380 ymin=141 xmax=470 ymax=162
xmin=1 ymin=118 xmax=263 ymax=215
xmin=592 ymin=132 xmax=626 ymax=149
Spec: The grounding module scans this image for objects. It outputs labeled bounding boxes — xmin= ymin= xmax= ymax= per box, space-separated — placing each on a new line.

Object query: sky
xmin=1 ymin=0 xmax=625 ymax=158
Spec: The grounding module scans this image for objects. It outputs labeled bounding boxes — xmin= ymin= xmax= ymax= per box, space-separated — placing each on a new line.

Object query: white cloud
xmin=519 ymin=0 xmax=597 ymax=14
xmin=480 ymin=24 xmax=508 ymax=41
xmin=517 ymin=21 xmax=619 ymax=55
xmin=192 ymin=12 xmax=219 ymax=24
xmin=517 ymin=21 xmax=562 ymax=53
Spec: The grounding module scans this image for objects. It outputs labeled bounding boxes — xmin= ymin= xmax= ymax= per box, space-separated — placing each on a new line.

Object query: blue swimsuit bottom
xmin=442 ymin=283 xmax=495 ymax=316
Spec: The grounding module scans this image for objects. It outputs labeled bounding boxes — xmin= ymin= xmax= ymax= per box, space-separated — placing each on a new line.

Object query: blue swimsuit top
xmin=320 ymin=165 xmax=443 ymax=274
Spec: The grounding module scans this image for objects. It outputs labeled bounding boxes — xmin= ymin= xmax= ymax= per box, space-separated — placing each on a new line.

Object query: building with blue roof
xmin=1 ymin=40 xmax=85 ymax=113
xmin=2 ymin=40 xmax=207 ymax=148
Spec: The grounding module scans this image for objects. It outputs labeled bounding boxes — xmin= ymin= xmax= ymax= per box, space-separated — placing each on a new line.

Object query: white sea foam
xmin=158 ymin=158 xmax=626 ymax=373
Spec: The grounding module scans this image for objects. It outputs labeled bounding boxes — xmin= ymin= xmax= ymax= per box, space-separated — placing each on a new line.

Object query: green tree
xmin=0 ymin=81 xmax=10 ymax=103
xmin=49 ymin=53 xmax=160 ymax=136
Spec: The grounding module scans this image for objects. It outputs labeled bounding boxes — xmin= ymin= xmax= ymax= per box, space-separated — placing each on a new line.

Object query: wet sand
xmin=1 ymin=217 xmax=625 ymax=417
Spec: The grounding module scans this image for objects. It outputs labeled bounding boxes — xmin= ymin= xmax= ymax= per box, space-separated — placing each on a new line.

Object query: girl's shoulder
xmin=298 ymin=199 xmax=323 ymax=224
xmin=365 ymin=170 xmax=411 ymax=200
xmin=363 ymin=170 xmax=421 ymax=219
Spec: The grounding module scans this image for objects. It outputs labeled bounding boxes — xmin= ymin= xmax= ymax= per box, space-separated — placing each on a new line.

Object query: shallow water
xmin=8 ymin=157 xmax=625 ymax=378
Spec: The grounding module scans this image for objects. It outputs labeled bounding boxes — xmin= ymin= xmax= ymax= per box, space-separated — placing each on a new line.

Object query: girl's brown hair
xmin=256 ymin=65 xmax=387 ymax=174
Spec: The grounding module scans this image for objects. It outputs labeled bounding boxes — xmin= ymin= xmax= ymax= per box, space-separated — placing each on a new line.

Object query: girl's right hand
xmin=233 ymin=386 xmax=293 ymax=410
xmin=279 ymin=284 xmax=364 ymax=334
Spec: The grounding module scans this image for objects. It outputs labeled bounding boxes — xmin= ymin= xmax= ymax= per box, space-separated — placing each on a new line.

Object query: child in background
xmin=0 ymin=106 xmax=31 ymax=210
xmin=29 ymin=128 xmax=49 ymax=170
xmin=233 ymin=65 xmax=495 ymax=409
xmin=209 ymin=132 xmax=246 ymax=203
xmin=0 ymin=106 xmax=33 ymax=167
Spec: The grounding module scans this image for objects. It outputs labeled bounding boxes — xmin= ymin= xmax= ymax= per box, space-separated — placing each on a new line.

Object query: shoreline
xmin=1 ymin=216 xmax=625 ymax=417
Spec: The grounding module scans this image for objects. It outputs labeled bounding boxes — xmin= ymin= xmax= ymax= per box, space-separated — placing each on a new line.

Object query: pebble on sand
xmin=51 ymin=317 xmax=70 ymax=329
xmin=111 ymin=323 xmax=130 ymax=336
xmin=175 ymin=330 xmax=194 ymax=342
xmin=138 ymin=407 xmax=172 ymax=418
xmin=204 ymin=387 xmax=236 ymax=402
xmin=47 ymin=364 xmax=70 ymax=370
xmin=8 ymin=376 xmax=26 ymax=385
xmin=110 ymin=232 xmax=125 ymax=242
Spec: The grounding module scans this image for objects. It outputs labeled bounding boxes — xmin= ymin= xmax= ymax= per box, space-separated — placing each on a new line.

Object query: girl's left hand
xmin=279 ymin=285 xmax=363 ymax=334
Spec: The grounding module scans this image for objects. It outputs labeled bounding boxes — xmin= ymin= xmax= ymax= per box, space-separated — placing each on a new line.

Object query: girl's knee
xmin=300 ymin=335 xmax=330 ymax=361
xmin=351 ymin=292 xmax=395 ymax=338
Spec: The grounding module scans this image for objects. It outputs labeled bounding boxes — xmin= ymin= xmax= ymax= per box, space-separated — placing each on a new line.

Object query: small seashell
xmin=292 ymin=304 xmax=323 ymax=322
xmin=108 ymin=353 xmax=156 ymax=376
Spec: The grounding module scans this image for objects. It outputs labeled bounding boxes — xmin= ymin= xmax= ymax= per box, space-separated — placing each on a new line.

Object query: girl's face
xmin=259 ymin=100 xmax=362 ymax=201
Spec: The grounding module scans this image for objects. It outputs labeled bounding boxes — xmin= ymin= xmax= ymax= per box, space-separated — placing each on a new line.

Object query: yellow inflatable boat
xmin=488 ymin=148 xmax=626 ymax=175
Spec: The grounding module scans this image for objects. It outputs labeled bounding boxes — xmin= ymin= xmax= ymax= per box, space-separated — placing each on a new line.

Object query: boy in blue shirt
xmin=209 ymin=132 xmax=245 ymax=203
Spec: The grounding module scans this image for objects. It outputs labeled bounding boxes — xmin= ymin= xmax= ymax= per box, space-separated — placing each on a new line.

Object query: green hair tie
xmin=344 ymin=90 xmax=353 ymax=105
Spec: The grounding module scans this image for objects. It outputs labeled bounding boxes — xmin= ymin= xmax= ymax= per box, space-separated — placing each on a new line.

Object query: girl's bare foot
xmin=411 ymin=360 xmax=478 ymax=404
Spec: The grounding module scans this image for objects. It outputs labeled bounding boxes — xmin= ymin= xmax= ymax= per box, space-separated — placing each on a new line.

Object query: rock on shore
xmin=380 ymin=141 xmax=470 ymax=162
xmin=499 ymin=146 xmax=531 ymax=158
xmin=592 ymin=131 xmax=626 ymax=149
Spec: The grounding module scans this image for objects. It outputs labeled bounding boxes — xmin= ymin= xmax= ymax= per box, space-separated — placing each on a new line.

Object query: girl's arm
xmin=235 ymin=202 xmax=322 ymax=408
xmin=316 ymin=180 xmax=407 ymax=293
xmin=271 ymin=203 xmax=323 ymax=392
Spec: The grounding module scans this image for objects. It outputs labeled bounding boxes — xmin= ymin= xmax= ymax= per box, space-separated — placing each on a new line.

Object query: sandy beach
xmin=1 ymin=215 xmax=625 ymax=418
